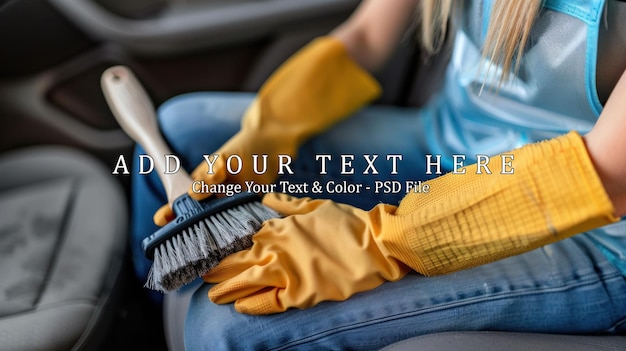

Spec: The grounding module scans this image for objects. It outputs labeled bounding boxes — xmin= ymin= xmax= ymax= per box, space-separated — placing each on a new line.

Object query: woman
xmin=131 ymin=0 xmax=626 ymax=349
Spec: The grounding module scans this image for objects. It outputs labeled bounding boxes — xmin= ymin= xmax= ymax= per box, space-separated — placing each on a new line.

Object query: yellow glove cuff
xmin=382 ymin=131 xmax=618 ymax=275
xmin=242 ymin=36 xmax=382 ymax=145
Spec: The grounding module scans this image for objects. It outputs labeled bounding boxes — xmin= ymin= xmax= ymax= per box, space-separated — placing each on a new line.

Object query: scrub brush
xmin=101 ymin=65 xmax=279 ymax=292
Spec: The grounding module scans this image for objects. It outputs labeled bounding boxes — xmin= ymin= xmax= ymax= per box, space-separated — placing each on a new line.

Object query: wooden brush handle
xmin=101 ymin=65 xmax=190 ymax=205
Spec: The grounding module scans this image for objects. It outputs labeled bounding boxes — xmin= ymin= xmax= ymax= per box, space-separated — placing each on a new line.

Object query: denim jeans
xmin=130 ymin=92 xmax=626 ymax=350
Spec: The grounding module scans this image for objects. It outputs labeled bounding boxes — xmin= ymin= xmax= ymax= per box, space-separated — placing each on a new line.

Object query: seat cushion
xmin=381 ymin=331 xmax=626 ymax=351
xmin=0 ymin=146 xmax=127 ymax=350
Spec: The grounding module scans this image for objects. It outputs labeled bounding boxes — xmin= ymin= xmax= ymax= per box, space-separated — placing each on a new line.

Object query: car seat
xmin=381 ymin=331 xmax=626 ymax=351
xmin=0 ymin=146 xmax=127 ymax=350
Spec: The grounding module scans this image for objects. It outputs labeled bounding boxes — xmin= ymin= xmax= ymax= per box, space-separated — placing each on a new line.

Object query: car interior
xmin=0 ymin=0 xmax=624 ymax=350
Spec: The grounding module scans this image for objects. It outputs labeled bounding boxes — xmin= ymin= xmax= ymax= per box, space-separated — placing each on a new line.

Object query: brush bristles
xmin=145 ymin=201 xmax=279 ymax=292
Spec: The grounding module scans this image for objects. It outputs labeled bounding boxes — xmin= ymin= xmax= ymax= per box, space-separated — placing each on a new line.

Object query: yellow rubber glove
xmin=154 ymin=36 xmax=381 ymax=226
xmin=204 ymin=132 xmax=618 ymax=314
xmin=206 ymin=192 xmax=411 ymax=314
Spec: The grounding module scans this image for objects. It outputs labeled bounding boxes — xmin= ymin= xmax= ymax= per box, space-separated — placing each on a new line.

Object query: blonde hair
xmin=420 ymin=0 xmax=542 ymax=83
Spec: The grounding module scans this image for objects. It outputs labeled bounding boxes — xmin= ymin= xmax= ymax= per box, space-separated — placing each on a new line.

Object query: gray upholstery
xmin=0 ymin=146 xmax=127 ymax=351
xmin=381 ymin=331 xmax=626 ymax=351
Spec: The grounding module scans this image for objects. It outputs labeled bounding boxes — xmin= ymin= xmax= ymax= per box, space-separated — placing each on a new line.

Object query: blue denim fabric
xmin=130 ymin=93 xmax=626 ymax=350
xmin=186 ymin=237 xmax=626 ymax=350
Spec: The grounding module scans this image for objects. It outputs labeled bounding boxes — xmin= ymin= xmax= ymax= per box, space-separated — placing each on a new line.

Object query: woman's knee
xmin=184 ymin=286 xmax=262 ymax=350
xmin=157 ymin=92 xmax=256 ymax=165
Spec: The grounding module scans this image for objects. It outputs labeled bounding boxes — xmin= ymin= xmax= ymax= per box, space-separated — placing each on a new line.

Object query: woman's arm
xmin=331 ymin=0 xmax=419 ymax=72
xmin=584 ymin=68 xmax=626 ymax=217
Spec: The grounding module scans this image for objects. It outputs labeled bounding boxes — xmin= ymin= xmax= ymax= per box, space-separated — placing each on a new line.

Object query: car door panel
xmin=0 ymin=0 xmax=359 ymax=169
